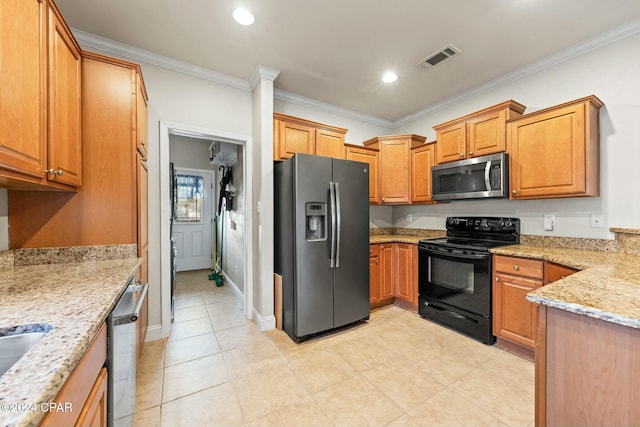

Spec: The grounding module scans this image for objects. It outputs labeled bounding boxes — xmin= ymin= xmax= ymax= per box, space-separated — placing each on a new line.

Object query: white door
xmin=173 ymin=168 xmax=213 ymax=272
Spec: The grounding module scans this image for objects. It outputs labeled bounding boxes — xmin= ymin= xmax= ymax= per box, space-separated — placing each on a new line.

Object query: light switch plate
xmin=543 ymin=213 xmax=555 ymax=231
xmin=407 ymin=214 xmax=413 ymax=222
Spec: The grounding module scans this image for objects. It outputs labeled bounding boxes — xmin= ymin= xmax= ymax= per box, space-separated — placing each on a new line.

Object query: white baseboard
xmin=220 ymin=269 xmax=243 ymax=301
xmin=252 ymin=307 xmax=276 ymax=331
xmin=144 ymin=324 xmax=164 ymax=341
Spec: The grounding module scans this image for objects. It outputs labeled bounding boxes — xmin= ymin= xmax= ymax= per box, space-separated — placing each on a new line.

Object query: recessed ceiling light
xmin=382 ymin=72 xmax=398 ymax=83
xmin=233 ymin=7 xmax=254 ymax=26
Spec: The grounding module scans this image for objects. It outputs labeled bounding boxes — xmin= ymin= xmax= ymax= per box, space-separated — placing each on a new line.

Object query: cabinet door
xmin=315 ymin=128 xmax=344 ymax=159
xmin=75 ymin=368 xmax=107 ymax=427
xmin=47 ymin=5 xmax=82 ymax=187
xmin=468 ymin=109 xmax=506 ymax=157
xmin=277 ymin=120 xmax=315 ymax=160
xmin=137 ymin=155 xmax=148 ymax=256
xmin=380 ymin=139 xmax=410 ymax=203
xmin=435 ymin=123 xmax=466 ymax=164
xmin=508 ymin=101 xmax=591 ymax=199
xmin=411 ymin=144 xmax=435 ymax=203
xmin=493 ymin=273 xmax=541 ymax=349
xmin=136 ymin=74 xmax=148 ymax=157
xmin=0 ymin=0 xmax=47 ymax=181
xmin=346 ymin=146 xmax=380 ymax=203
xmin=369 ymin=254 xmax=380 ymax=306
xmin=395 ymin=243 xmax=417 ymax=309
xmin=379 ymin=244 xmax=395 ymax=301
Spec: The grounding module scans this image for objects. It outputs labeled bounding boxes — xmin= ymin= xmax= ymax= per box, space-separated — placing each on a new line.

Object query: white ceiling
xmin=55 ymin=0 xmax=640 ymax=122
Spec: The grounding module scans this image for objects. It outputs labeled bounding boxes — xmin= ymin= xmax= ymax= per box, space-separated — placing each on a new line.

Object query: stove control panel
xmin=445 ymin=217 xmax=520 ymax=234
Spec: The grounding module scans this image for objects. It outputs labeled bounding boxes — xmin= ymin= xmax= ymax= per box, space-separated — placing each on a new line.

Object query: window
xmin=175 ymin=174 xmax=204 ymax=223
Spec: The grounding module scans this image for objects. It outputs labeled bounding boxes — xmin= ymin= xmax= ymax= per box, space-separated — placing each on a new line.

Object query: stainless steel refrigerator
xmin=275 ymin=154 xmax=370 ymax=341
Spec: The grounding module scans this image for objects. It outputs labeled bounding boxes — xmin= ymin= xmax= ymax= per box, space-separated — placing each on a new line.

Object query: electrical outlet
xmin=543 ymin=213 xmax=555 ymax=231
xmin=407 ymin=214 xmax=413 ymax=222
xmin=590 ymin=213 xmax=604 ymax=228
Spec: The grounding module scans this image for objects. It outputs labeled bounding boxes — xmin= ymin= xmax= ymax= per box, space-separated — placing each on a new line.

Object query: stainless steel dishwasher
xmin=107 ymin=278 xmax=148 ymax=427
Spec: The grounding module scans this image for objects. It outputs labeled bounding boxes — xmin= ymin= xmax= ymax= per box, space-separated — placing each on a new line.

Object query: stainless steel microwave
xmin=431 ymin=153 xmax=509 ymax=201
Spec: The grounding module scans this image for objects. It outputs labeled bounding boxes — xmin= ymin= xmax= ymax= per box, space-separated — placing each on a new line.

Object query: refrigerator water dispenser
xmin=305 ymin=203 xmax=326 ymax=241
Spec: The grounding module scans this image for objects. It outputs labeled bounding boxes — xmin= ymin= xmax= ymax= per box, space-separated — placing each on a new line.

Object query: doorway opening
xmin=160 ymin=122 xmax=253 ymax=339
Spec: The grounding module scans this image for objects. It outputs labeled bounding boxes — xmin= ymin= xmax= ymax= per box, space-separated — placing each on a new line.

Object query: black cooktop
xmin=419 ymin=217 xmax=521 ymax=252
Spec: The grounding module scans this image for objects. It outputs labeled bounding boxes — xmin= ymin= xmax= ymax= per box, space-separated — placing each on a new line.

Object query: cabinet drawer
xmin=494 ymin=255 xmax=543 ymax=279
xmin=369 ymin=244 xmax=380 ymax=258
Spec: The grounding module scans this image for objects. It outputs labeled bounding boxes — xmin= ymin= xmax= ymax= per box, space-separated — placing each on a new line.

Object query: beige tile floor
xmin=133 ymin=269 xmax=535 ymax=427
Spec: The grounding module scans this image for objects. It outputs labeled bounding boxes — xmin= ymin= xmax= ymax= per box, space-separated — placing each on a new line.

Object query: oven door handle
xmin=420 ymin=248 xmax=490 ymax=260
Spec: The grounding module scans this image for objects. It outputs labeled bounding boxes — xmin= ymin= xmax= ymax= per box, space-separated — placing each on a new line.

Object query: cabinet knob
xmin=513 ymin=265 xmax=519 ymax=271
xmin=512 ymin=190 xmax=517 ymax=195
xmin=45 ymin=168 xmax=63 ymax=176
xmin=460 ymin=153 xmax=464 ymax=157
xmin=376 ymin=260 xmax=379 ymax=264
xmin=495 ymin=277 xmax=499 ymax=282
xmin=469 ymin=151 xmax=473 ymax=155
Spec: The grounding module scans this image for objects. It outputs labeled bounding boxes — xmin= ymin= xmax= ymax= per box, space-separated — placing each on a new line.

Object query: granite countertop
xmin=0 ymin=257 xmax=141 ymax=427
xmin=492 ymin=244 xmax=640 ymax=329
xmin=369 ymin=229 xmax=445 ymax=245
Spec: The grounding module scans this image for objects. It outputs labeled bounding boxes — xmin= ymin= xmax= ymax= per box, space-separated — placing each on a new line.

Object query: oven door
xmin=418 ymin=244 xmax=491 ymax=317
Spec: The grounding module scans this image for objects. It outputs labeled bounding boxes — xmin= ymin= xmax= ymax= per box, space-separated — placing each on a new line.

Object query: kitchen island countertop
xmin=0 ymin=257 xmax=141 ymax=427
xmin=492 ymin=244 xmax=640 ymax=329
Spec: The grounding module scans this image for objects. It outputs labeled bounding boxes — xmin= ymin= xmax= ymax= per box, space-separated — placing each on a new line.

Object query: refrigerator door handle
xmin=329 ymin=181 xmax=337 ymax=268
xmin=335 ymin=182 xmax=341 ymax=268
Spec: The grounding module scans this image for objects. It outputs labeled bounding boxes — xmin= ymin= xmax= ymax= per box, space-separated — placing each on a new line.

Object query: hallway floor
xmin=133 ymin=269 xmax=534 ymax=427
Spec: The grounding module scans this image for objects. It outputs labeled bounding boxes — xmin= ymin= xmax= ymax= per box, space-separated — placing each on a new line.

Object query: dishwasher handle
xmin=113 ymin=283 xmax=148 ymax=325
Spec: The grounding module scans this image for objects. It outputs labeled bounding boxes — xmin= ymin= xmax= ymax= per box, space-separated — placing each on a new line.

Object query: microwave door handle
xmin=484 ymin=160 xmax=492 ymax=191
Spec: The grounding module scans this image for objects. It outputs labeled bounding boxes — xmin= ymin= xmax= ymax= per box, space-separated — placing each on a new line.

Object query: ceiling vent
xmin=417 ymin=45 xmax=461 ymax=71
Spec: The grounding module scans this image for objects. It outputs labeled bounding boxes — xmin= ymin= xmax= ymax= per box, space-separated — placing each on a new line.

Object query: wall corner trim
xmin=249 ymin=65 xmax=280 ymax=91
xmin=252 ymin=308 xmax=276 ymax=331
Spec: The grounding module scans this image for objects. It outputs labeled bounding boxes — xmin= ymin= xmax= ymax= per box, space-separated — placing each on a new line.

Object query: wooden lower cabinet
xmin=369 ymin=243 xmax=418 ymax=311
xmin=537 ymin=306 xmax=640 ymax=427
xmin=75 ymin=368 xmax=107 ymax=427
xmin=493 ymin=255 xmax=579 ymax=356
xmin=379 ymin=244 xmax=395 ymax=303
xmin=493 ymin=255 xmax=544 ymax=353
xmin=40 ymin=323 xmax=107 ymax=427
xmin=394 ymin=243 xmax=418 ymax=310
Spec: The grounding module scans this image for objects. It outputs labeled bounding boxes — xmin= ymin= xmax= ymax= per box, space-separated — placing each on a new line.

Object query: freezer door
xmin=294 ymin=154 xmax=335 ymax=337
xmin=332 ymin=158 xmax=370 ymax=327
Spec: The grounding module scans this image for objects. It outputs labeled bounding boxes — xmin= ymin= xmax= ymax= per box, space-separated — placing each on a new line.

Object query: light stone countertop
xmin=0 ymin=257 xmax=141 ymax=427
xmin=492 ymin=244 xmax=640 ymax=329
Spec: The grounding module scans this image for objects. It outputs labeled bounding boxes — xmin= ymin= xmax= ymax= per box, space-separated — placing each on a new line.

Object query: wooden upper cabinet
xmin=411 ymin=142 xmax=436 ymax=203
xmin=435 ymin=123 xmax=466 ymax=164
xmin=47 ymin=2 xmax=82 ymax=188
xmin=0 ymin=0 xmax=81 ymax=190
xmin=315 ymin=128 xmax=344 ymax=159
xmin=364 ymin=134 xmax=426 ymax=204
xmin=8 ymin=52 xmax=147 ymax=248
xmin=345 ymin=144 xmax=380 ymax=203
xmin=273 ymin=113 xmax=347 ymax=161
xmin=0 ymin=0 xmax=47 ymax=184
xmin=507 ymin=95 xmax=603 ymax=200
xmin=434 ymin=100 xmax=526 ymax=164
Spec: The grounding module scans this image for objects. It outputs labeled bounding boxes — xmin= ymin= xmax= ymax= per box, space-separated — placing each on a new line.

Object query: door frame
xmin=159 ymin=121 xmax=253 ymax=339
xmin=173 ymin=166 xmax=214 ymax=272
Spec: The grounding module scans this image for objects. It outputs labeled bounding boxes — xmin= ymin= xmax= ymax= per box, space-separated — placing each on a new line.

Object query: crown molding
xmin=393 ymin=18 xmax=640 ymax=127
xmin=71 ymin=29 xmax=251 ymax=92
xmin=249 ymin=65 xmax=280 ymax=91
xmin=273 ymin=89 xmax=394 ymax=128
xmin=71 ymin=18 xmax=640 ymax=130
